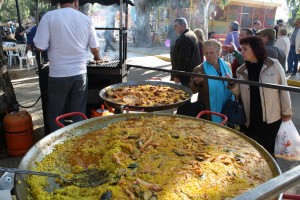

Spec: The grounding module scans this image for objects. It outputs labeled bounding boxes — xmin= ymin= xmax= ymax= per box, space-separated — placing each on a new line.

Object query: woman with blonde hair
xmin=194 ymin=28 xmax=205 ymax=63
xmin=189 ymin=39 xmax=232 ymax=123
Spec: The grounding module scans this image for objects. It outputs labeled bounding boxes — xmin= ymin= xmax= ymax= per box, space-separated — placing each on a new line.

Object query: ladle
xmin=0 ymin=167 xmax=109 ymax=187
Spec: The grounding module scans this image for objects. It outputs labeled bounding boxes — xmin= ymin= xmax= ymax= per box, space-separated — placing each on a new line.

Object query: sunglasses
xmin=278 ymin=24 xmax=283 ymax=26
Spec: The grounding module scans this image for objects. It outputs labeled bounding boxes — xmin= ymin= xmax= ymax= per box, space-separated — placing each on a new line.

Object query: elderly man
xmin=275 ymin=28 xmax=290 ymax=72
xmin=257 ymin=28 xmax=286 ymax=71
xmin=287 ymin=18 xmax=300 ymax=75
xmin=34 ymin=0 xmax=100 ymax=132
xmin=171 ymin=18 xmax=200 ymax=87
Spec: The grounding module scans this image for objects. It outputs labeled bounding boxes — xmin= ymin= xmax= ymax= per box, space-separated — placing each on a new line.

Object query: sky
xmin=275 ymin=1 xmax=289 ymax=21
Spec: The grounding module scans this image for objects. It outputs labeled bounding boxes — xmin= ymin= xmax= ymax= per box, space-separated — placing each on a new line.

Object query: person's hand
xmin=194 ymin=76 xmax=203 ymax=84
xmin=94 ymin=56 xmax=100 ymax=61
xmin=222 ymin=44 xmax=235 ymax=53
xmin=26 ymin=44 xmax=32 ymax=51
xmin=174 ymin=77 xmax=181 ymax=84
xmin=281 ymin=115 xmax=292 ymax=122
xmin=225 ymin=73 xmax=234 ymax=85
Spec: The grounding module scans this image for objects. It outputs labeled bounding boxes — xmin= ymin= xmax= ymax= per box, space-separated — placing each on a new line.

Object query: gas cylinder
xmin=3 ymin=110 xmax=34 ymax=156
xmin=90 ymin=104 xmax=114 ymax=118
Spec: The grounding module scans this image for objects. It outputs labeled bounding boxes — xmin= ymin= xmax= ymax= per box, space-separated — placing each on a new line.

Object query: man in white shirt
xmin=34 ymin=0 xmax=100 ymax=132
xmin=275 ymin=28 xmax=290 ymax=72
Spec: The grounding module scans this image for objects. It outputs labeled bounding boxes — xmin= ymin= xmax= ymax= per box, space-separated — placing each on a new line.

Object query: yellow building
xmin=208 ymin=0 xmax=282 ymax=34
xmin=150 ymin=0 xmax=282 ymax=41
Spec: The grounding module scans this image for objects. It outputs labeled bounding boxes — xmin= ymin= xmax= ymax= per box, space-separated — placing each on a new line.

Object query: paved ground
xmin=2 ymin=44 xmax=300 ymax=198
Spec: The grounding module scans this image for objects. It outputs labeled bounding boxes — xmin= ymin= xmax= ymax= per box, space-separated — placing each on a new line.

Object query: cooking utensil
xmin=0 ymin=167 xmax=108 ymax=187
xmin=15 ymin=113 xmax=281 ymax=199
xmin=99 ymin=81 xmax=193 ymax=112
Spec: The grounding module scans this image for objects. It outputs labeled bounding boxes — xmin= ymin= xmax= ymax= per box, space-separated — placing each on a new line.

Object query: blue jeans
xmin=48 ymin=74 xmax=88 ymax=132
xmin=287 ymin=45 xmax=299 ymax=73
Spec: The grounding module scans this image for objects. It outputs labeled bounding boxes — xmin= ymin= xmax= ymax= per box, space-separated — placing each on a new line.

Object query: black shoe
xmin=291 ymin=72 xmax=297 ymax=76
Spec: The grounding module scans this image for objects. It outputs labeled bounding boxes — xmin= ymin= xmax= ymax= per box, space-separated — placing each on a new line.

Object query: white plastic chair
xmin=16 ymin=44 xmax=36 ymax=70
xmin=3 ymin=42 xmax=19 ymax=67
xmin=16 ymin=44 xmax=27 ymax=70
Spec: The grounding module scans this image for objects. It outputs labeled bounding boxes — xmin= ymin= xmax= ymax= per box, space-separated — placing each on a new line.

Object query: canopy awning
xmin=228 ymin=0 xmax=282 ymax=8
xmin=50 ymin=0 xmax=134 ymax=6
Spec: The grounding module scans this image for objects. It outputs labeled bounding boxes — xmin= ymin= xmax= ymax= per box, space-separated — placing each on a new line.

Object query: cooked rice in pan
xmin=26 ymin=115 xmax=274 ymax=200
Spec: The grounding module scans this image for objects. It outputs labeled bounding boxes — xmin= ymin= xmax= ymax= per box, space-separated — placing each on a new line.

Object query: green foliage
xmin=287 ymin=0 xmax=300 ymax=25
xmin=0 ymin=0 xmax=51 ymax=26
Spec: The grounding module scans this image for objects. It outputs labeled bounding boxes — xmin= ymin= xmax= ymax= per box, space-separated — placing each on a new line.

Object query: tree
xmin=134 ymin=0 xmax=215 ymax=47
xmin=197 ymin=0 xmax=212 ymax=40
xmin=134 ymin=0 xmax=168 ymax=47
xmin=287 ymin=0 xmax=300 ymax=25
xmin=0 ymin=1 xmax=17 ymax=144
xmin=0 ymin=0 xmax=51 ymax=25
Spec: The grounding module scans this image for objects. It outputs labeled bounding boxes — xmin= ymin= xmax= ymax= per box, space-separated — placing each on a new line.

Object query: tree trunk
xmin=0 ymin=38 xmax=17 ymax=118
xmin=199 ymin=0 xmax=211 ymax=40
xmin=0 ymin=37 xmax=17 ymax=150
xmin=134 ymin=0 xmax=152 ymax=47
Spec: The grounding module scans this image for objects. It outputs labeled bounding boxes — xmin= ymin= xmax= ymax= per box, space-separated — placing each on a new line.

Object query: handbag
xmin=274 ymin=120 xmax=300 ymax=161
xmin=221 ymin=96 xmax=246 ymax=125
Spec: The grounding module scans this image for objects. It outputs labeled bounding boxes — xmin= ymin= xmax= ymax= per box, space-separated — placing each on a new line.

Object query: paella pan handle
xmin=196 ymin=110 xmax=228 ymax=125
xmin=55 ymin=112 xmax=88 ymax=128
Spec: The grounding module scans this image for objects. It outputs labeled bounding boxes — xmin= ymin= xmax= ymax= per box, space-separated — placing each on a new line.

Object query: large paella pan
xmin=15 ymin=113 xmax=280 ymax=199
xmin=99 ymin=81 xmax=193 ymax=112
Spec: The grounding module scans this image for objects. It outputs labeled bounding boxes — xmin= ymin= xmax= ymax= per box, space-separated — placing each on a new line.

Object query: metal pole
xmin=15 ymin=0 xmax=22 ymax=29
xmin=119 ymin=0 xmax=123 ymax=63
xmin=234 ymin=165 xmax=300 ymax=200
xmin=127 ymin=64 xmax=300 ymax=93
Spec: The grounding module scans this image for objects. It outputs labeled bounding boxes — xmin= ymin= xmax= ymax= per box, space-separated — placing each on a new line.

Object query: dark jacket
xmin=171 ymin=29 xmax=200 ymax=86
xmin=265 ymin=40 xmax=286 ymax=70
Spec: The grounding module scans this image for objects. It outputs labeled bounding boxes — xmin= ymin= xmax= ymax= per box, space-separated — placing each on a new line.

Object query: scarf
xmin=203 ymin=58 xmax=232 ymax=123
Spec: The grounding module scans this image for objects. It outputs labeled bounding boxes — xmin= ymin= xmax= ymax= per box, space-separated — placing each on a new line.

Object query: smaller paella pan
xmin=99 ymin=81 xmax=193 ymax=112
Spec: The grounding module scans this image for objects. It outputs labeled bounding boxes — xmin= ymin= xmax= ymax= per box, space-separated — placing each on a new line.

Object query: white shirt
xmin=275 ymin=35 xmax=290 ymax=59
xmin=33 ymin=7 xmax=99 ymax=77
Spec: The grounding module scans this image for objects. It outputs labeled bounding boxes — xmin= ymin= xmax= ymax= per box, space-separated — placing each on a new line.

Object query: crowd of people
xmin=1 ymin=19 xmax=49 ymax=66
xmin=167 ymin=17 xmax=296 ymax=155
